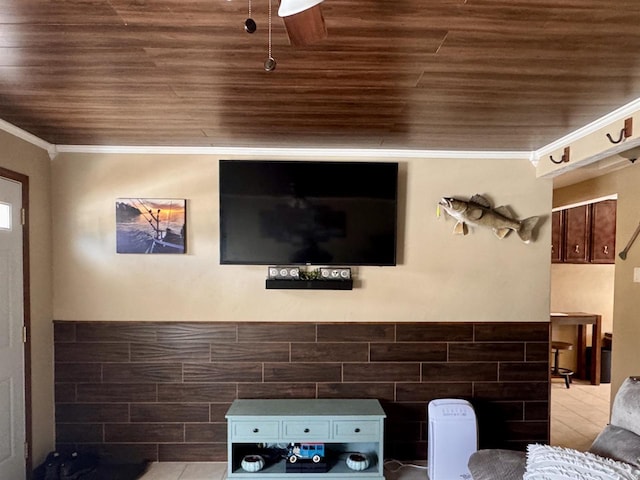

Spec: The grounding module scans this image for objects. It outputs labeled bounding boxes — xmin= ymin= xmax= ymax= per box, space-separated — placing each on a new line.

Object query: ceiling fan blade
xmin=281 ymin=4 xmax=327 ymax=47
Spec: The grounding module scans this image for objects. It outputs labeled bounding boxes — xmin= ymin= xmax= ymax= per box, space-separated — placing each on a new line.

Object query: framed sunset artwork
xmin=116 ymin=198 xmax=186 ymax=254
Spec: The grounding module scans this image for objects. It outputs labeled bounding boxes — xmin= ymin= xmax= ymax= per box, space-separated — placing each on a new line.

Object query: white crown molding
xmin=0 ymin=118 xmax=57 ymax=158
xmin=552 ymin=193 xmax=618 ymax=212
xmin=53 ymin=144 xmax=531 ymax=160
xmin=5 ymin=95 xmax=640 ymax=163
xmin=0 ymin=117 xmax=533 ymax=159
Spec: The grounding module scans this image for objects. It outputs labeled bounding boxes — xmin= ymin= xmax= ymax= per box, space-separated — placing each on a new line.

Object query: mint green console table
xmin=225 ymin=399 xmax=386 ymax=479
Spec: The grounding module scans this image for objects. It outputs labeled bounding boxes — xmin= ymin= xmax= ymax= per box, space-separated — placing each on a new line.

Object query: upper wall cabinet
xmin=564 ymin=205 xmax=591 ymax=263
xmin=552 ymin=199 xmax=617 ymax=264
xmin=551 ymin=210 xmax=564 ymax=263
xmin=590 ymin=200 xmax=617 ymax=263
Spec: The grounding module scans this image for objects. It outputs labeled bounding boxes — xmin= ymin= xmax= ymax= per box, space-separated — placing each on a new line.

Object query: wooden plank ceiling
xmin=2 ymin=0 xmax=640 ymax=150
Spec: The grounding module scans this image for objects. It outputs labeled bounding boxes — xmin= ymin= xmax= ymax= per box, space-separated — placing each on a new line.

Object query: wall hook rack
xmin=606 ymin=117 xmax=633 ymax=144
xmin=550 ymin=146 xmax=571 ymax=164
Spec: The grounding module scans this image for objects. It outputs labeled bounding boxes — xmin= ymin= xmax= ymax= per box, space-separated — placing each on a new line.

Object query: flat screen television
xmin=219 ymin=160 xmax=398 ymax=266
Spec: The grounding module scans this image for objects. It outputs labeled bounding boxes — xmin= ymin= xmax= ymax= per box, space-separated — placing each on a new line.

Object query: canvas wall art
xmin=116 ymin=198 xmax=186 ymax=254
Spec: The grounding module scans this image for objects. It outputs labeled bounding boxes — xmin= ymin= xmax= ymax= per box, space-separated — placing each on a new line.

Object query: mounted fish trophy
xmin=278 ymin=0 xmax=328 ymax=47
xmin=437 ymin=194 xmax=540 ymax=243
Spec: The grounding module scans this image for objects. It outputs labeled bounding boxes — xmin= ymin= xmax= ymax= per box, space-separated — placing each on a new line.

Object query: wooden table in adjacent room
xmin=551 ymin=312 xmax=602 ymax=385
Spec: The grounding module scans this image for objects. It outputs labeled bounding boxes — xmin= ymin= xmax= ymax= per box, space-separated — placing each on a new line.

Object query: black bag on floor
xmin=34 ymin=451 xmax=148 ymax=480
xmin=32 ymin=451 xmax=63 ymax=480
xmin=60 ymin=452 xmax=98 ymax=479
xmin=33 ymin=451 xmax=98 ymax=480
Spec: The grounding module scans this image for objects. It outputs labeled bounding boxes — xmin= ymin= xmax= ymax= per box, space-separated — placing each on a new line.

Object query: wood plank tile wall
xmin=53 ymin=321 xmax=550 ymax=462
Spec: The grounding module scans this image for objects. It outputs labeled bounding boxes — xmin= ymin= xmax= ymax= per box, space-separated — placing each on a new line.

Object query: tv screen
xmin=219 ymin=160 xmax=398 ymax=266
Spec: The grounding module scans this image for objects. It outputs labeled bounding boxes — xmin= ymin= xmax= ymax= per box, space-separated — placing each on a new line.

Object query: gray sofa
xmin=468 ymin=376 xmax=640 ymax=480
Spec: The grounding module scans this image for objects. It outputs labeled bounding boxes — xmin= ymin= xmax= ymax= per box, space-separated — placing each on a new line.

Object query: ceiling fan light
xmin=281 ymin=4 xmax=327 ymax=46
xmin=278 ymin=0 xmax=324 ymax=17
xmin=618 ymin=146 xmax=640 ymax=161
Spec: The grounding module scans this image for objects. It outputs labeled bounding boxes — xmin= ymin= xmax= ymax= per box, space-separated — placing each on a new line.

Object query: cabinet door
xmin=551 ymin=210 xmax=564 ymax=263
xmin=563 ymin=205 xmax=590 ymax=263
xmin=590 ymin=199 xmax=616 ymax=264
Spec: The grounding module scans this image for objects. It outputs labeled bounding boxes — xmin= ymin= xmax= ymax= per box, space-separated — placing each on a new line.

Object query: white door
xmin=0 ymin=176 xmax=25 ymax=479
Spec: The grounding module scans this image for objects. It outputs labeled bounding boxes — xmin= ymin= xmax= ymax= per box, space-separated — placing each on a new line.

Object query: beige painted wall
xmin=0 ymin=131 xmax=53 ymax=466
xmin=51 ymin=153 xmax=552 ymax=323
xmin=0 ymin=128 xmax=554 ymax=468
xmin=554 ymin=162 xmax=640 ymax=397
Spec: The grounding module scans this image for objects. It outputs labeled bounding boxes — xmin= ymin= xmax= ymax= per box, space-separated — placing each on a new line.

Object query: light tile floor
xmin=139 ymin=460 xmax=430 ymax=480
xmin=550 ymin=378 xmax=611 ymax=452
xmin=139 ymin=380 xmax=612 ymax=479
xmin=140 ymin=462 xmax=227 ymax=480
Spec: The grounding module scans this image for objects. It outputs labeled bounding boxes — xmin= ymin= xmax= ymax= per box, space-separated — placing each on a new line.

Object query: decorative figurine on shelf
xmin=285 ymin=443 xmax=328 ymax=473
xmin=287 ymin=443 xmax=325 ymax=464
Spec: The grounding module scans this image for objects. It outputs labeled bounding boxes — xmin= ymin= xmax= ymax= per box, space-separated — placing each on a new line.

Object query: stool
xmin=551 ymin=341 xmax=574 ymax=388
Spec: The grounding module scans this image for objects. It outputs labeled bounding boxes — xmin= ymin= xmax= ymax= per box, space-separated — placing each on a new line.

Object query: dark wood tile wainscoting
xmin=53 ymin=321 xmax=550 ymax=462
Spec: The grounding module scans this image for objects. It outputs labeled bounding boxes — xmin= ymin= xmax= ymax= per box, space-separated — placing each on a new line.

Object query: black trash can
xmin=600 ymin=348 xmax=612 ymax=384
xmin=585 ymin=342 xmax=612 ymax=384
xmin=601 ymin=332 xmax=612 ymax=384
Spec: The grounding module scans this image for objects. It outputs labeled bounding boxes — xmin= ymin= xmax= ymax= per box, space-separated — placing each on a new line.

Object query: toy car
xmin=287 ymin=443 xmax=325 ymax=464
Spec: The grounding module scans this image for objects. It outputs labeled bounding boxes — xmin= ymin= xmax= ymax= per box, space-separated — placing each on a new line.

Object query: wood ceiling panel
xmin=0 ymin=24 xmax=255 ymax=49
xmin=0 ymin=0 xmax=120 ymax=24
xmin=0 ymin=66 xmax=423 ymax=91
xmin=1 ymin=0 xmax=640 ymax=149
xmin=108 ymin=0 xmax=246 ymax=26
xmin=0 ymin=47 xmax=156 ymax=67
xmin=2 ymin=125 xmax=211 ymax=146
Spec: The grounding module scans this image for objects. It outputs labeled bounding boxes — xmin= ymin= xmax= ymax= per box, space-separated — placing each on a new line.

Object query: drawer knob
xmin=354 ymin=428 xmax=361 ymax=433
xmin=304 ymin=428 xmax=310 ymax=433
xmin=252 ymin=428 xmax=259 ymax=433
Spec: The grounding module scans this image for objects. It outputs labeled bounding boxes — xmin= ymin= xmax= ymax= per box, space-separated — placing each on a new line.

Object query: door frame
xmin=0 ymin=166 xmax=32 ymax=478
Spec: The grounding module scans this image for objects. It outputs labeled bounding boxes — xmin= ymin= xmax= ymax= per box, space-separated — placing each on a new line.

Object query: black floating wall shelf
xmin=265 ymin=279 xmax=353 ymax=290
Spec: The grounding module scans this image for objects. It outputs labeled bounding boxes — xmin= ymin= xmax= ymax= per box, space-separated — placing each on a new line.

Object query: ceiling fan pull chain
xmin=244 ymin=0 xmax=256 ymax=33
xmin=264 ymin=0 xmax=276 ymax=71
xmin=268 ymin=0 xmax=271 ymax=58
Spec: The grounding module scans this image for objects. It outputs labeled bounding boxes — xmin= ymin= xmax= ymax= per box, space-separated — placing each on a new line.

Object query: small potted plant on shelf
xmin=241 ymin=455 xmax=265 ymax=472
xmin=346 ymin=452 xmax=370 ymax=471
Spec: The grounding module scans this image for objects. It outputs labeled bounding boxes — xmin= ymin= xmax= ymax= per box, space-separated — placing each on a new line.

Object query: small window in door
xmin=0 ymin=202 xmax=10 ymax=230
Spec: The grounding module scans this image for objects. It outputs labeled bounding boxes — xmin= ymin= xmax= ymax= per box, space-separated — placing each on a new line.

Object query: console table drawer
xmin=282 ymin=420 xmax=330 ymax=439
xmin=231 ymin=421 xmax=279 ymax=440
xmin=333 ymin=420 xmax=380 ymax=440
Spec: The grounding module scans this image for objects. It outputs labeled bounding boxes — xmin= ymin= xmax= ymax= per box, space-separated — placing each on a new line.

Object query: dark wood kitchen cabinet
xmin=563 ymin=205 xmax=591 ymax=263
xmin=590 ymin=199 xmax=617 ymax=263
xmin=552 ymin=199 xmax=616 ymax=264
xmin=551 ymin=210 xmax=564 ymax=263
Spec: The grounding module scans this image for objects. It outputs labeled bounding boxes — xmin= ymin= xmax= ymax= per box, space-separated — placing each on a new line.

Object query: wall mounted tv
xmin=219 ymin=160 xmax=398 ymax=266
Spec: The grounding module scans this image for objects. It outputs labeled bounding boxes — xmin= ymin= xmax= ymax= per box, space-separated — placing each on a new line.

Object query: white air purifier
xmin=428 ymin=399 xmax=478 ymax=480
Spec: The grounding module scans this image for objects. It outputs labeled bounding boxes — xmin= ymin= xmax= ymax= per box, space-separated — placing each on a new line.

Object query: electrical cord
xmin=383 ymin=458 xmax=428 ymax=472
